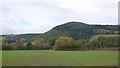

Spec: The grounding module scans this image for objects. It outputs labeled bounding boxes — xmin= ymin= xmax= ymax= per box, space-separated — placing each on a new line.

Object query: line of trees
xmin=2 ymin=36 xmax=119 ymax=51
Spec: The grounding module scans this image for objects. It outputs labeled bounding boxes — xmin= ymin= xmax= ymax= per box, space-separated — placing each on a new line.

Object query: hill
xmin=2 ymin=21 xmax=119 ymax=41
xmin=36 ymin=22 xmax=118 ymax=41
xmin=2 ymin=34 xmax=41 ymax=41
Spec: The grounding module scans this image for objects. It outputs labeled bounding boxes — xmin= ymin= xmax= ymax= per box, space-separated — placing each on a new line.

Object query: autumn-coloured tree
xmin=53 ymin=36 xmax=78 ymax=50
xmin=32 ymin=38 xmax=50 ymax=50
xmin=16 ymin=38 xmax=26 ymax=50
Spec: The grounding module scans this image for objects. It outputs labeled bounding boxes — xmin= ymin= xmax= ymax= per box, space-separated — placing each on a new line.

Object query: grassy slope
xmin=89 ymin=34 xmax=119 ymax=41
xmin=2 ymin=50 xmax=118 ymax=66
xmin=36 ymin=30 xmax=69 ymax=41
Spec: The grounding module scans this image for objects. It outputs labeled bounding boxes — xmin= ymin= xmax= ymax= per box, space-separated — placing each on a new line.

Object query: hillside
xmin=36 ymin=22 xmax=118 ymax=41
xmin=2 ymin=34 xmax=41 ymax=41
xmin=89 ymin=34 xmax=119 ymax=41
xmin=2 ymin=21 xmax=119 ymax=41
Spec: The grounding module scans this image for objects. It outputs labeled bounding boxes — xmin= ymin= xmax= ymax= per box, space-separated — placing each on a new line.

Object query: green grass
xmin=0 ymin=51 xmax=2 ymax=67
xmin=89 ymin=34 xmax=119 ymax=41
xmin=2 ymin=50 xmax=118 ymax=66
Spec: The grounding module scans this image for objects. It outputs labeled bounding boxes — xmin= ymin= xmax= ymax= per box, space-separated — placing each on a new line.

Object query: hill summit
xmin=37 ymin=21 xmax=118 ymax=41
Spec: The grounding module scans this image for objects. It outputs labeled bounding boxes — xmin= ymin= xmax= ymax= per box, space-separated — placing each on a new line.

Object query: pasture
xmin=2 ymin=50 xmax=118 ymax=66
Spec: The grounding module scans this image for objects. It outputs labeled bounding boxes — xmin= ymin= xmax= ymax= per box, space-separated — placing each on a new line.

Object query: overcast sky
xmin=0 ymin=0 xmax=119 ymax=34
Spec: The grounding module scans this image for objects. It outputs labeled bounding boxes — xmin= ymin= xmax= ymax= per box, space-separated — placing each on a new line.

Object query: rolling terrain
xmin=2 ymin=22 xmax=119 ymax=66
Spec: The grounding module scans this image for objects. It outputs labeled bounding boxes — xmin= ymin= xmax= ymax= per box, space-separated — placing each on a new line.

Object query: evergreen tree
xmin=26 ymin=41 xmax=32 ymax=50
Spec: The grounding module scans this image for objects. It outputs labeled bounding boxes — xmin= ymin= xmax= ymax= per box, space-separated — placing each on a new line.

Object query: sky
xmin=0 ymin=0 xmax=119 ymax=34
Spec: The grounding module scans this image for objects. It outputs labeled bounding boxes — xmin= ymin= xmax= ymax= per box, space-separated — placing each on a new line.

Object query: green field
xmin=0 ymin=51 xmax=2 ymax=67
xmin=2 ymin=50 xmax=118 ymax=66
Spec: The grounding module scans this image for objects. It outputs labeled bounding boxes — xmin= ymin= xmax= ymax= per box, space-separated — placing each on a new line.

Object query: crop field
xmin=2 ymin=50 xmax=118 ymax=66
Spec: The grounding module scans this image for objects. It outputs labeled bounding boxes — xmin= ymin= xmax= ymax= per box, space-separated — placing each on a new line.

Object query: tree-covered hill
xmin=2 ymin=21 xmax=119 ymax=41
xmin=36 ymin=21 xmax=118 ymax=41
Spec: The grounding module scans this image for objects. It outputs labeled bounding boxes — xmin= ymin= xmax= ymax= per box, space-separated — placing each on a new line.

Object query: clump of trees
xmin=2 ymin=39 xmax=17 ymax=50
xmin=16 ymin=38 xmax=26 ymax=50
xmin=87 ymin=36 xmax=119 ymax=50
xmin=32 ymin=38 xmax=50 ymax=50
xmin=2 ymin=38 xmax=50 ymax=50
xmin=53 ymin=36 xmax=80 ymax=50
xmin=2 ymin=36 xmax=119 ymax=51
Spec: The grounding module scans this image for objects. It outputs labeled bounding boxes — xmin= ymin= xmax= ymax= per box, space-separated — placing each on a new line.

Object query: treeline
xmin=2 ymin=36 xmax=119 ymax=51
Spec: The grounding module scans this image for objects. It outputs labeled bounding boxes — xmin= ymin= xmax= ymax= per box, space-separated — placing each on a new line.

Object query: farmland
xmin=2 ymin=50 xmax=118 ymax=66
xmin=0 ymin=51 xmax=2 ymax=67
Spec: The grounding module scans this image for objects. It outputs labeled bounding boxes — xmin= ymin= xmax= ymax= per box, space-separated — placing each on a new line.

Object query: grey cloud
xmin=0 ymin=0 xmax=118 ymax=34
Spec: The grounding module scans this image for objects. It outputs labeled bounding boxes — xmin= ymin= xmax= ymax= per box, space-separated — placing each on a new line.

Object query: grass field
xmin=0 ymin=51 xmax=2 ymax=67
xmin=2 ymin=50 xmax=118 ymax=66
